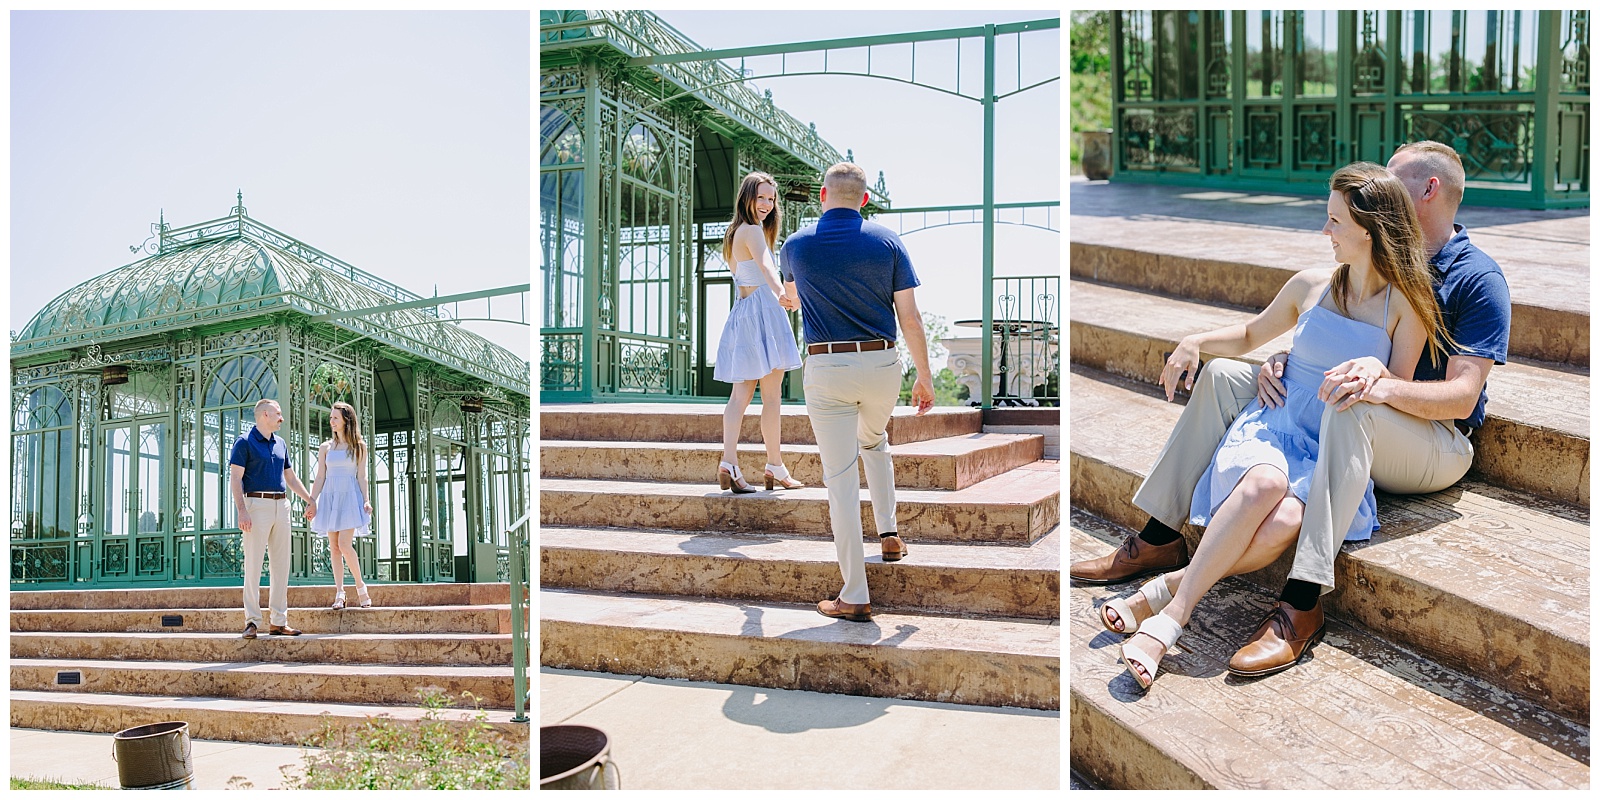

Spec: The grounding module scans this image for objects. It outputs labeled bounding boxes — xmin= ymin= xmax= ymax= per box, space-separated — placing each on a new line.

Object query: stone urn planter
xmin=1081 ymin=129 xmax=1113 ymax=181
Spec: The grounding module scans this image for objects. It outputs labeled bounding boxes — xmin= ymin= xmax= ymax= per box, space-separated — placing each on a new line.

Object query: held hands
xmin=1320 ymin=356 xmax=1388 ymax=411
xmin=302 ymin=500 xmax=317 ymax=521
xmin=1160 ymin=336 xmax=1203 ymax=402
xmin=778 ymin=293 xmax=800 ymax=311
xmin=1257 ymin=352 xmax=1289 ymax=408
xmin=911 ymin=375 xmax=935 ymax=415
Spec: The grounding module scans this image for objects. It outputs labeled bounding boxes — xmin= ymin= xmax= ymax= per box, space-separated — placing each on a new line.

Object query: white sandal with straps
xmin=763 ymin=462 xmax=805 ymax=490
xmin=719 ymin=461 xmax=756 ymax=494
xmin=1120 ymin=611 xmax=1183 ymax=691
xmin=1099 ymin=573 xmax=1175 ymax=635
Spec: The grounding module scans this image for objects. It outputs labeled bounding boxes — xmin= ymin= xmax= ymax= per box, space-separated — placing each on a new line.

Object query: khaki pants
xmin=804 ymin=349 xmax=902 ymax=605
xmin=242 ymin=496 xmax=292 ymax=627
xmin=1132 ymin=358 xmax=1474 ymax=593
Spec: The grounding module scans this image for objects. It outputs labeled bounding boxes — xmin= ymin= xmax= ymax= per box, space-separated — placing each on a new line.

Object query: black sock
xmin=880 ymin=531 xmax=898 ymax=539
xmin=1136 ymin=518 xmax=1182 ymax=546
xmin=1278 ymin=579 xmax=1320 ymax=612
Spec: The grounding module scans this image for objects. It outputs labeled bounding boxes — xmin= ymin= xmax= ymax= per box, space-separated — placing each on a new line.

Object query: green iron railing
xmin=988 ymin=275 xmax=1060 ymax=408
xmin=507 ymin=509 xmax=530 ymax=723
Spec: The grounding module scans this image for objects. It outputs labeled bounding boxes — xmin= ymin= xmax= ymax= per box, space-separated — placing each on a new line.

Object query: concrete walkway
xmin=541 ymin=667 xmax=1060 ymax=790
xmin=11 ymin=728 xmax=310 ymax=790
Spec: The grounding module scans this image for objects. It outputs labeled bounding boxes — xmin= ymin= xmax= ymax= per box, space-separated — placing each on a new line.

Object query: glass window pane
xmin=1203 ymin=11 xmax=1232 ymax=99
xmin=1297 ymin=11 xmax=1338 ymax=97
xmin=1121 ymin=11 xmax=1154 ymax=102
xmin=1353 ymin=11 xmax=1389 ymax=95
xmin=1247 ymin=12 xmax=1285 ymax=97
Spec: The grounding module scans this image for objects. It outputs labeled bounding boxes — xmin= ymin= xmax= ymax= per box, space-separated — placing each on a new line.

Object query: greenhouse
xmin=10 ymin=198 xmax=531 ymax=590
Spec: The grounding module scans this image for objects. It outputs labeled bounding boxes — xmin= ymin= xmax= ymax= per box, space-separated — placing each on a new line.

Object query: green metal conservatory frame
xmin=10 ymin=198 xmax=532 ymax=592
xmin=1110 ymin=10 xmax=1590 ymax=209
xmin=541 ymin=10 xmax=1061 ymax=407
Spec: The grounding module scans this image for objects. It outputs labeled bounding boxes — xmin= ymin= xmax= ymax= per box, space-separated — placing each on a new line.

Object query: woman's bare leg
xmin=329 ymin=531 xmax=347 ymax=598
xmin=336 ymin=531 xmax=368 ymax=593
xmin=758 ymin=369 xmax=785 ymax=466
xmin=1122 ymin=465 xmax=1289 ymax=680
xmin=722 ymin=380 xmax=758 ymax=466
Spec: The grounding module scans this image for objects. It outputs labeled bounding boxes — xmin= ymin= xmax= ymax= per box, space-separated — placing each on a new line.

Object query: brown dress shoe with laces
xmin=1069 ymin=532 xmax=1189 ymax=585
xmin=1228 ymin=600 xmax=1325 ymax=677
xmin=241 ymin=622 xmax=258 ymax=639
xmin=880 ymin=534 xmax=908 ymax=562
xmin=817 ymin=598 xmax=873 ymax=621
xmin=268 ymin=625 xmax=302 ymax=636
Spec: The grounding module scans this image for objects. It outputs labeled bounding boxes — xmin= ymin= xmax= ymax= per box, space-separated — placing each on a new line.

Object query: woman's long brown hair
xmin=1327 ymin=162 xmax=1455 ymax=366
xmin=330 ymin=401 xmax=366 ymax=466
xmin=722 ymin=172 xmax=780 ymax=266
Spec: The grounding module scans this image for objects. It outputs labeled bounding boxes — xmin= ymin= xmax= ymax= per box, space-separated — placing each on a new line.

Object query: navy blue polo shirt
xmin=229 ymin=426 xmax=291 ymax=494
xmin=780 ymin=208 xmax=920 ymax=345
xmin=1416 ymin=225 xmax=1510 ymax=430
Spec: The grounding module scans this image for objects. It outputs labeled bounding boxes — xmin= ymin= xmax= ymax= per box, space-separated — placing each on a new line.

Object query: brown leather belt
xmin=245 ymin=491 xmax=287 ymax=499
xmin=807 ymin=340 xmax=893 ymax=355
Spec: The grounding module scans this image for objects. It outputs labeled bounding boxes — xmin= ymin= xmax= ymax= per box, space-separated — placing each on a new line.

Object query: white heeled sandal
xmin=763 ymin=463 xmax=805 ymax=490
xmin=356 ymin=587 xmax=372 ymax=608
xmin=1099 ymin=573 xmax=1175 ymax=635
xmin=1120 ymin=611 xmax=1184 ymax=691
xmin=719 ymin=461 xmax=755 ymax=493
xmin=331 ymin=590 xmax=346 ymax=611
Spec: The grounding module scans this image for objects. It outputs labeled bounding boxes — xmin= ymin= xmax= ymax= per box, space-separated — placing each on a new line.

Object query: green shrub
xmin=285 ymin=690 xmax=530 ymax=790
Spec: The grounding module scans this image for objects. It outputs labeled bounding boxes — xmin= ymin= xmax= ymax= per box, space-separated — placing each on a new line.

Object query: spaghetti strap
xmin=1383 ymin=284 xmax=1392 ymax=319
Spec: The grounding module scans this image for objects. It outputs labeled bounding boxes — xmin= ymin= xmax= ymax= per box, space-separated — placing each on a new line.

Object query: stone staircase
xmin=1068 ymin=187 xmax=1590 ymax=789
xmin=10 ymin=583 xmax=528 ymax=751
xmin=539 ymin=403 xmax=1061 ymax=710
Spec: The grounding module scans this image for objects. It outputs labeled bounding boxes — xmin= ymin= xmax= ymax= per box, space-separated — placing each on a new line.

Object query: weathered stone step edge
xmin=1069 ymin=516 xmax=1589 ymax=790
xmin=539 ymin=405 xmax=982 ymax=446
xmin=11 ymin=658 xmax=514 ymax=709
xmin=9 ymin=582 xmax=511 ymax=611
xmin=9 ymin=690 xmax=529 ymax=749
xmin=539 ymin=525 xmax=1060 ymax=620
xmin=10 ymin=605 xmax=512 ymax=634
xmin=10 ymin=631 xmax=514 ymax=668
xmin=540 ymin=473 xmax=1061 ymax=545
xmin=1068 ymin=367 xmax=1590 ymax=721
xmin=540 ymin=588 xmax=1060 ymax=711
xmin=1069 ymin=280 xmax=1590 ymax=506
xmin=1070 ymin=242 xmax=1589 ymax=366
xmin=539 ymin=433 xmax=1046 ymax=491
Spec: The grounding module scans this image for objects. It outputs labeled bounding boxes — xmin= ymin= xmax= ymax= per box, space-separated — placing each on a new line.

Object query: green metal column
xmin=581 ymin=59 xmax=602 ymax=400
xmin=1532 ymin=11 xmax=1561 ymax=209
xmin=981 ymin=23 xmax=995 ymax=410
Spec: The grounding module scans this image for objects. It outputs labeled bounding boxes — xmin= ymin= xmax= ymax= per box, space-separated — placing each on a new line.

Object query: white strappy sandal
xmin=719 ymin=461 xmax=756 ymax=494
xmin=1120 ymin=611 xmax=1184 ymax=691
xmin=763 ymin=462 xmax=805 ymax=490
xmin=1099 ymin=573 xmax=1175 ymax=635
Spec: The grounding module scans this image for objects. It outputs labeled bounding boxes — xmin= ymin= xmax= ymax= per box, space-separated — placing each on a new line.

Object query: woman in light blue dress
xmin=715 ymin=171 xmax=804 ymax=493
xmin=1107 ymin=163 xmax=1455 ymax=689
xmin=308 ymin=401 xmax=373 ymax=609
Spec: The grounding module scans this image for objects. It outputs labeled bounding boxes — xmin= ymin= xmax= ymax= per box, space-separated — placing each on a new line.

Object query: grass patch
xmin=284 ymin=690 xmax=529 ymax=790
xmin=11 ymin=777 xmax=107 ymax=790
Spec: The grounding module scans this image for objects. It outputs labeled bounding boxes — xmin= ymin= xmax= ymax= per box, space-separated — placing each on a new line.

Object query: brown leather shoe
xmin=880 ymin=534 xmax=907 ymax=562
xmin=817 ymin=598 xmax=873 ymax=621
xmin=241 ymin=622 xmax=258 ymax=640
xmin=1069 ymin=532 xmax=1188 ymax=585
xmin=1228 ymin=600 xmax=1325 ymax=677
xmin=268 ymin=625 xmax=302 ymax=636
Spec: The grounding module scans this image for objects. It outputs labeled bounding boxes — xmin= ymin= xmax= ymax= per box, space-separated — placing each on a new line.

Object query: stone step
xmin=539 ymin=461 xmax=1060 ymax=545
xmin=1068 ymin=515 xmax=1589 ymax=790
xmin=539 ymin=403 xmax=981 ymax=445
xmin=1068 ymin=366 xmax=1590 ymax=721
xmin=12 ymin=658 xmax=515 ymax=709
xmin=11 ymin=605 xmax=512 ymax=635
xmin=1071 ymin=280 xmax=1591 ymax=506
xmin=1069 ymin=192 xmax=1589 ymax=366
xmin=9 ymin=582 xmax=510 ymax=611
xmin=539 ymin=433 xmax=1045 ymax=491
xmin=539 ymin=589 xmax=1059 ymax=710
xmin=539 ymin=525 xmax=1059 ymax=620
xmin=10 ymin=690 xmax=528 ymax=749
xmin=11 ymin=631 xmax=513 ymax=667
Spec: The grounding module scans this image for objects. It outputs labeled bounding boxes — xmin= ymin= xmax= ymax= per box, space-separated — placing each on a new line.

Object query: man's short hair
xmin=1392 ymin=140 xmax=1466 ymax=207
xmin=253 ymin=398 xmax=280 ymax=416
xmin=823 ymin=162 xmax=868 ymax=203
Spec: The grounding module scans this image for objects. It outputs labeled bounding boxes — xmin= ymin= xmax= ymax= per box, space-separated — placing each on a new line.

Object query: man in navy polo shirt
xmin=230 ymin=398 xmax=318 ymax=639
xmin=1071 ymin=141 xmax=1512 ymax=677
xmin=780 ymin=161 xmax=934 ymax=622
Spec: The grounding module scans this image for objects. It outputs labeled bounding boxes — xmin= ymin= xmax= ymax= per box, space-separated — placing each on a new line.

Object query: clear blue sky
xmin=9 ymin=10 xmax=531 ymax=361
xmin=658 ymin=10 xmax=1062 ymax=360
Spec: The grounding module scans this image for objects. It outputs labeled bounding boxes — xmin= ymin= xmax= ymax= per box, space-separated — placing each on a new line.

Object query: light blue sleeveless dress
xmin=713 ymin=258 xmax=802 ymax=383
xmin=312 ymin=445 xmax=371 ymax=537
xmin=1189 ymin=285 xmax=1392 ymax=542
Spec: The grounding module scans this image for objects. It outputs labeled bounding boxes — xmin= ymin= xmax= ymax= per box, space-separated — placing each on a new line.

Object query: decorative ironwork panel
xmin=539 ymin=333 xmax=583 ymax=392
xmin=1120 ymin=11 xmax=1153 ymax=102
xmin=137 ymin=539 xmax=165 ymax=575
xmin=1295 ymin=108 xmax=1337 ymax=171
xmin=12 ymin=544 xmax=69 ymax=582
xmin=1405 ymin=107 xmax=1532 ymax=184
xmin=615 ymin=338 xmax=672 ymax=393
xmin=1562 ymin=11 xmax=1590 ymax=93
xmin=1353 ymin=11 xmax=1387 ymax=94
xmin=103 ymin=540 xmax=128 ymax=576
xmin=1245 ymin=110 xmax=1282 ymax=169
xmin=203 ymin=533 xmax=244 ymax=577
xmin=1204 ymin=11 xmax=1231 ymax=98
